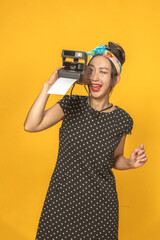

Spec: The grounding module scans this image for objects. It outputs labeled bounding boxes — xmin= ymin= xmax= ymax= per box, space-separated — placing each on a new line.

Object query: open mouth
xmin=90 ymin=83 xmax=102 ymax=92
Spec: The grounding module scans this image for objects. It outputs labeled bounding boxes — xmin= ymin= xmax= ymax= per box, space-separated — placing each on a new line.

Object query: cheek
xmin=100 ymin=74 xmax=111 ymax=83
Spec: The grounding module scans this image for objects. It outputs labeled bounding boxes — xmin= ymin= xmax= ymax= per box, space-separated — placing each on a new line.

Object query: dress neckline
xmin=84 ymin=96 xmax=119 ymax=115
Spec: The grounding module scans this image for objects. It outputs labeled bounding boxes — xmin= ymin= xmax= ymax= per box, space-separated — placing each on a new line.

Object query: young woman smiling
xmin=24 ymin=42 xmax=148 ymax=240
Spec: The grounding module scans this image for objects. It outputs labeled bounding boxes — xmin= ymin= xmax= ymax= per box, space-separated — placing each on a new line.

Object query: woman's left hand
xmin=129 ymin=144 xmax=148 ymax=169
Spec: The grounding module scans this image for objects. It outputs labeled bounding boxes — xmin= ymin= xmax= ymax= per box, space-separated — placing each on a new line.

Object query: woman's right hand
xmin=44 ymin=65 xmax=65 ymax=89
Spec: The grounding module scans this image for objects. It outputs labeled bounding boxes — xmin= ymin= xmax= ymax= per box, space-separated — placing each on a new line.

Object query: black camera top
xmin=58 ymin=50 xmax=88 ymax=84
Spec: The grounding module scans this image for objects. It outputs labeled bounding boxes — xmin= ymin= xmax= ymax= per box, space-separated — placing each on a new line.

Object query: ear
xmin=114 ymin=74 xmax=121 ymax=86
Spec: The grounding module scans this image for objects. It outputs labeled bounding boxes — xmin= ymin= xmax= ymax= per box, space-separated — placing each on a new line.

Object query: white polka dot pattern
xmin=35 ymin=95 xmax=133 ymax=240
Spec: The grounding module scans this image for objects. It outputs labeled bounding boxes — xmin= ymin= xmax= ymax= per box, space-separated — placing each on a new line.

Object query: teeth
xmin=91 ymin=85 xmax=102 ymax=87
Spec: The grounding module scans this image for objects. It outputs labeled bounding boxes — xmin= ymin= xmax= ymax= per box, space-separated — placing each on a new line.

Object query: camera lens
xmin=78 ymin=63 xmax=83 ymax=70
xmin=70 ymin=64 xmax=76 ymax=70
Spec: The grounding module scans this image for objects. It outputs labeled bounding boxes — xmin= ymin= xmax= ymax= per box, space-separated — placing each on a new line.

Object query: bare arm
xmin=113 ymin=135 xmax=148 ymax=170
xmin=113 ymin=134 xmax=134 ymax=170
xmin=24 ymin=66 xmax=65 ymax=132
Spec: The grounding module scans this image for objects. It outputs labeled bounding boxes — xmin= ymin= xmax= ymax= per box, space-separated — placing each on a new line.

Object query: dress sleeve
xmin=57 ymin=95 xmax=71 ymax=116
xmin=123 ymin=113 xmax=134 ymax=135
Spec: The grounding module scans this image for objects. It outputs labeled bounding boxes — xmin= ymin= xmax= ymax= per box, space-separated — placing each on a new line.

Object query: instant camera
xmin=58 ymin=50 xmax=90 ymax=85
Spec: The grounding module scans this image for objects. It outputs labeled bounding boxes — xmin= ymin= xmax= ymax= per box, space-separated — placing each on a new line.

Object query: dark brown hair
xmin=88 ymin=41 xmax=125 ymax=95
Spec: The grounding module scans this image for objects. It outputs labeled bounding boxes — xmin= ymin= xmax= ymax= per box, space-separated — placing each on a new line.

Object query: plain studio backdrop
xmin=0 ymin=0 xmax=159 ymax=239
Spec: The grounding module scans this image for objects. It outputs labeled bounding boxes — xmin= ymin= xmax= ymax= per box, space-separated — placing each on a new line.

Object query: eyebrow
xmin=88 ymin=64 xmax=110 ymax=70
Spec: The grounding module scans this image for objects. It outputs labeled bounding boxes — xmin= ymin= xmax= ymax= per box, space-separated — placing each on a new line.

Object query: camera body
xmin=58 ymin=50 xmax=88 ymax=85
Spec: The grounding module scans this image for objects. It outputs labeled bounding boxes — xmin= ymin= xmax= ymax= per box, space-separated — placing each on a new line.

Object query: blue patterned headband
xmin=87 ymin=44 xmax=122 ymax=74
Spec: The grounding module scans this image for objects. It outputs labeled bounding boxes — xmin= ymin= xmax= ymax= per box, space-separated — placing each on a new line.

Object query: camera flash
xmin=75 ymin=52 xmax=82 ymax=57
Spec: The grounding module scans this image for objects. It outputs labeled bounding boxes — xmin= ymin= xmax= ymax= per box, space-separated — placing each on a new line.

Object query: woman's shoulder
xmin=116 ymin=105 xmax=133 ymax=121
xmin=116 ymin=106 xmax=134 ymax=134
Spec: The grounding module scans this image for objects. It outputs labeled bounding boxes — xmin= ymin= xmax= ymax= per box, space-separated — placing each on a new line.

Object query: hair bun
xmin=105 ymin=41 xmax=125 ymax=66
xmin=108 ymin=41 xmax=113 ymax=46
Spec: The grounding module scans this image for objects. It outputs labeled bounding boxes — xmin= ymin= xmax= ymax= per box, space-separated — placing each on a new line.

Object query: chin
xmin=90 ymin=89 xmax=108 ymax=99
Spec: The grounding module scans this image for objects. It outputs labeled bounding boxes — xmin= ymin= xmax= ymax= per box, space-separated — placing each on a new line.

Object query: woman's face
xmin=87 ymin=55 xmax=113 ymax=99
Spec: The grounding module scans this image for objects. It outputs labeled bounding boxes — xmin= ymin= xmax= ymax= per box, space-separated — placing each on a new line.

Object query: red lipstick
xmin=90 ymin=83 xmax=102 ymax=92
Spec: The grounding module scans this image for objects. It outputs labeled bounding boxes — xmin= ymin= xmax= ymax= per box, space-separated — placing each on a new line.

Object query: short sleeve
xmin=57 ymin=95 xmax=71 ymax=116
xmin=123 ymin=114 xmax=134 ymax=135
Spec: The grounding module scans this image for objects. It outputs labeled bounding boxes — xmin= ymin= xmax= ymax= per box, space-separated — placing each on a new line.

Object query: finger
xmin=55 ymin=65 xmax=65 ymax=71
xmin=137 ymin=153 xmax=147 ymax=160
xmin=138 ymin=157 xmax=148 ymax=163
xmin=132 ymin=148 xmax=140 ymax=155
xmin=140 ymin=144 xmax=144 ymax=148
xmin=137 ymin=149 xmax=145 ymax=155
xmin=51 ymin=66 xmax=64 ymax=76
xmin=52 ymin=66 xmax=65 ymax=78
xmin=137 ymin=145 xmax=144 ymax=151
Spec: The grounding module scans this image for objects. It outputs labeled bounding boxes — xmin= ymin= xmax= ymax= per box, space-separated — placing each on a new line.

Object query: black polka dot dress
xmin=35 ymin=94 xmax=133 ymax=240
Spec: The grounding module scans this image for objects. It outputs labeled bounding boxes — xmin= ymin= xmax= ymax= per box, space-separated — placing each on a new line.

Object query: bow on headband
xmin=87 ymin=44 xmax=122 ymax=74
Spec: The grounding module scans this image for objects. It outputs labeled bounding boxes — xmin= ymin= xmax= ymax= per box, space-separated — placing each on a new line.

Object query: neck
xmin=88 ymin=95 xmax=111 ymax=111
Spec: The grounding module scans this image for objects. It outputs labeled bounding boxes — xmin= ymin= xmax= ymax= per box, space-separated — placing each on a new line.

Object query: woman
xmin=24 ymin=42 xmax=148 ymax=239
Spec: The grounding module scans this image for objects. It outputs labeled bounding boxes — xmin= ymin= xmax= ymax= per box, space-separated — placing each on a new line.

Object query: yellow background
xmin=0 ymin=0 xmax=160 ymax=239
